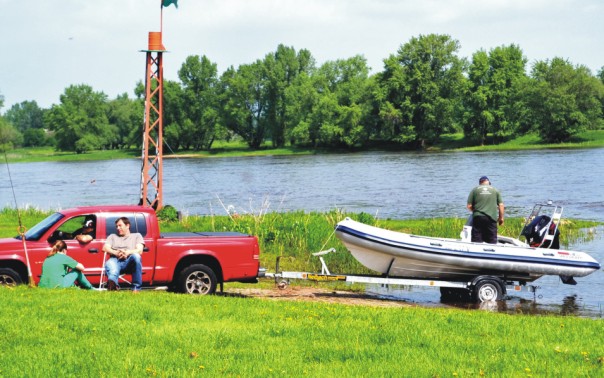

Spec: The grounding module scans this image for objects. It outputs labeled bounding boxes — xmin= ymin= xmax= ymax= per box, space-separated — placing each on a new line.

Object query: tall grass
xmin=0 ymin=286 xmax=602 ymax=377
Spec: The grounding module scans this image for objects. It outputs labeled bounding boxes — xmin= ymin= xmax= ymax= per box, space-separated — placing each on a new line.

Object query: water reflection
xmin=367 ymin=286 xmax=603 ymax=318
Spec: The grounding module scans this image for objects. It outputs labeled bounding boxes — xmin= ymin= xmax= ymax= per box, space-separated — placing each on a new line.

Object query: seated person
xmin=102 ymin=217 xmax=144 ymax=292
xmin=39 ymin=240 xmax=95 ymax=290
xmin=72 ymin=218 xmax=96 ymax=244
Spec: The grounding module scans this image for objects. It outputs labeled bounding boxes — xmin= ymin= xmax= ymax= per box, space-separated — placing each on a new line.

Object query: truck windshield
xmin=18 ymin=212 xmax=65 ymax=241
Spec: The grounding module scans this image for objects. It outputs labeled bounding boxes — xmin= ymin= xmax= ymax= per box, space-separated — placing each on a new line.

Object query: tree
xmin=3 ymin=101 xmax=46 ymax=147
xmin=464 ymin=45 xmax=528 ymax=144
xmin=313 ymin=56 xmax=371 ymax=147
xmin=219 ymin=61 xmax=269 ymax=149
xmin=0 ymin=117 xmax=22 ymax=151
xmin=378 ymin=34 xmax=467 ymax=148
xmin=45 ymin=84 xmax=116 ymax=153
xmin=526 ymin=58 xmax=603 ymax=142
xmin=463 ymin=50 xmax=492 ymax=145
xmin=178 ymin=55 xmax=223 ymax=150
xmin=264 ymin=45 xmax=315 ymax=147
xmin=161 ymin=79 xmax=187 ymax=152
xmin=106 ymin=93 xmax=142 ymax=149
xmin=284 ymin=55 xmax=371 ymax=148
xmin=285 ymin=72 xmax=319 ymax=146
xmin=4 ymin=101 xmax=45 ymax=132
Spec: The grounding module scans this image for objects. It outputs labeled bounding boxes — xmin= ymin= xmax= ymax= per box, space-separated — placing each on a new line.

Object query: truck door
xmin=46 ymin=213 xmax=106 ymax=285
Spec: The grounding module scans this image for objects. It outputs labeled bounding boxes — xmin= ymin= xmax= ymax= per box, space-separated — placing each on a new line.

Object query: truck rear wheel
xmin=177 ymin=264 xmax=217 ymax=295
xmin=0 ymin=268 xmax=23 ymax=287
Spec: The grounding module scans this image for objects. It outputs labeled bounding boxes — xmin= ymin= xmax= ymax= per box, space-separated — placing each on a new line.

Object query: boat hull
xmin=335 ymin=218 xmax=600 ymax=282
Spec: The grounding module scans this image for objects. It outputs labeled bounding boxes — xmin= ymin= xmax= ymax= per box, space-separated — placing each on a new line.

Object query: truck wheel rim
xmin=185 ymin=271 xmax=211 ymax=294
xmin=0 ymin=274 xmax=17 ymax=286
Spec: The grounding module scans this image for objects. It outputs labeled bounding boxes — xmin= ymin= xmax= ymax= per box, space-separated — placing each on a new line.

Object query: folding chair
xmin=98 ymin=250 xmax=132 ymax=289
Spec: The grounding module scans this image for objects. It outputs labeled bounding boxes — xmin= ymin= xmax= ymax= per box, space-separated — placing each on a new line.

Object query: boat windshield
xmin=16 ymin=212 xmax=65 ymax=241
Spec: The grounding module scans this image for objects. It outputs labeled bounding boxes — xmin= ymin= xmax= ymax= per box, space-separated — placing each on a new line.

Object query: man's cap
xmin=84 ymin=220 xmax=94 ymax=228
xmin=479 ymin=176 xmax=490 ymax=183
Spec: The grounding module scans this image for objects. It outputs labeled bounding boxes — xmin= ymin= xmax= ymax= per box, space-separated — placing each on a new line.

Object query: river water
xmin=1 ymin=148 xmax=603 ymax=316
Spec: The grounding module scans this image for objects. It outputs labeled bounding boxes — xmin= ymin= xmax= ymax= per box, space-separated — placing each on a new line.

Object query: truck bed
xmin=160 ymin=231 xmax=251 ymax=238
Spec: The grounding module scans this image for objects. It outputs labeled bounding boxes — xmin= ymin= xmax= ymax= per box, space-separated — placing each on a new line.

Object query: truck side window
xmin=131 ymin=213 xmax=148 ymax=236
xmin=50 ymin=215 xmax=96 ymax=241
xmin=105 ymin=214 xmax=147 ymax=237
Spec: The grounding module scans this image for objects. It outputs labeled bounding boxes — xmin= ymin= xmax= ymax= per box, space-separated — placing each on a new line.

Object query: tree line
xmin=1 ymin=34 xmax=604 ymax=153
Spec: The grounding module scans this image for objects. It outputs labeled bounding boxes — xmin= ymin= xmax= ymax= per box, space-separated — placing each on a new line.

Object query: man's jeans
xmin=105 ymin=254 xmax=142 ymax=290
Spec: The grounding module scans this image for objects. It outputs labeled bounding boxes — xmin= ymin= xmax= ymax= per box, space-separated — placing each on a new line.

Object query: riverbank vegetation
xmin=1 ymin=36 xmax=603 ymax=155
xmin=1 ymin=207 xmax=600 ymax=274
xmin=3 ymin=129 xmax=604 ymax=163
xmin=0 ymin=285 xmax=602 ymax=377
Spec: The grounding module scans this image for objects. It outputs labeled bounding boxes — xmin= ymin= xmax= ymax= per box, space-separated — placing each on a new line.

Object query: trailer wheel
xmin=473 ymin=279 xmax=503 ymax=302
xmin=177 ymin=264 xmax=217 ymax=295
xmin=277 ymin=280 xmax=288 ymax=290
xmin=0 ymin=268 xmax=23 ymax=287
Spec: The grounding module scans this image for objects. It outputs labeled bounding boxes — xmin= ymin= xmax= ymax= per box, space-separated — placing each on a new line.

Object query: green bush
xmin=156 ymin=205 xmax=179 ymax=222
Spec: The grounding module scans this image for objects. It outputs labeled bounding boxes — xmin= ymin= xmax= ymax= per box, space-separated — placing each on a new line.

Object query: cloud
xmin=1 ymin=0 xmax=602 ymax=110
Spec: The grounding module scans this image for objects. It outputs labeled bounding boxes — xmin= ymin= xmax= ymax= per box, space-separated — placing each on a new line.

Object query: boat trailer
xmin=265 ymin=249 xmax=540 ymax=303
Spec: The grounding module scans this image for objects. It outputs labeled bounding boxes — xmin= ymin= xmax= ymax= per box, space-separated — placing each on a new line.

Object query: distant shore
xmin=4 ymin=130 xmax=604 ymax=164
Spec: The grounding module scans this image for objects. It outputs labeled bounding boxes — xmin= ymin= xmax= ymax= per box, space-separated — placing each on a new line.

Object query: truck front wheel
xmin=177 ymin=264 xmax=217 ymax=295
xmin=0 ymin=268 xmax=23 ymax=287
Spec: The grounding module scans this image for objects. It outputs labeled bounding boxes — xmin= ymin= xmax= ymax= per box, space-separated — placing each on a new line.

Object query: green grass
xmin=0 ymin=286 xmax=602 ymax=377
xmin=432 ymin=130 xmax=604 ymax=152
xmin=3 ymin=146 xmax=139 ymax=163
xmin=4 ymin=130 xmax=604 ymax=163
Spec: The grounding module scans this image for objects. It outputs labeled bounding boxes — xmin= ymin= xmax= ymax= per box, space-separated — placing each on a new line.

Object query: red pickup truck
xmin=0 ymin=205 xmax=262 ymax=293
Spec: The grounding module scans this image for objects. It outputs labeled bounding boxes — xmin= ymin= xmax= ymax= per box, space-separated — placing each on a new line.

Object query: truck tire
xmin=0 ymin=268 xmax=23 ymax=287
xmin=177 ymin=264 xmax=217 ymax=295
xmin=472 ymin=279 xmax=503 ymax=302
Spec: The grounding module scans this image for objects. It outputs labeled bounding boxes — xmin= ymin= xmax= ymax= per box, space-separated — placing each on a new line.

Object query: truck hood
xmin=0 ymin=237 xmax=24 ymax=252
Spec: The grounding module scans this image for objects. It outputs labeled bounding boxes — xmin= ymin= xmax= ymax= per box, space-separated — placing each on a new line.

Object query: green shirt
xmin=467 ymin=184 xmax=503 ymax=221
xmin=39 ymin=253 xmax=78 ymax=288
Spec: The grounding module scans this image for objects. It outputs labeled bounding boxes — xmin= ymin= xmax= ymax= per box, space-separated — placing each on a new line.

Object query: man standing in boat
xmin=467 ymin=176 xmax=504 ymax=244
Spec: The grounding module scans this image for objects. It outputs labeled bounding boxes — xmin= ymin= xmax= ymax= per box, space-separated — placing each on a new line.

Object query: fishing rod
xmin=3 ymin=150 xmax=35 ymax=287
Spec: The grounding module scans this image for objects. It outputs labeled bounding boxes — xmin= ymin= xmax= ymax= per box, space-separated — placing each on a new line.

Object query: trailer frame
xmin=266 ymin=250 xmax=539 ymax=303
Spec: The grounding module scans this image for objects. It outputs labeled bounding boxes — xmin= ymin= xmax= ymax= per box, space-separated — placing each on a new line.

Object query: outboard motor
xmin=520 ymin=215 xmax=560 ymax=249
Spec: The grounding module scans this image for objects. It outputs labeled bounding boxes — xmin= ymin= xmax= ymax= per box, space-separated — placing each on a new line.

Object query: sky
xmin=1 ymin=0 xmax=602 ymax=111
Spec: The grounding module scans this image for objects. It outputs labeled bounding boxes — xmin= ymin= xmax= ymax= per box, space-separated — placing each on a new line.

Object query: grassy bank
xmin=431 ymin=130 xmax=604 ymax=152
xmin=1 ymin=209 xmax=603 ymax=376
xmin=0 ymin=286 xmax=602 ymax=377
xmin=4 ymin=130 xmax=604 ymax=163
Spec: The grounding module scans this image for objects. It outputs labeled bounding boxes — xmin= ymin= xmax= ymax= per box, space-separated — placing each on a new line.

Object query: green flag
xmin=162 ymin=0 xmax=178 ymax=8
